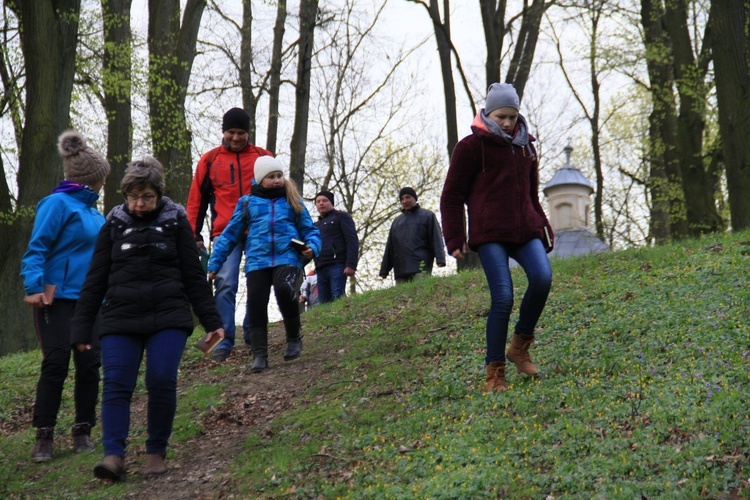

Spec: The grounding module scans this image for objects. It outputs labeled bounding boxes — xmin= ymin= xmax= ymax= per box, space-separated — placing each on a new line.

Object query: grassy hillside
xmin=1 ymin=230 xmax=749 ymax=498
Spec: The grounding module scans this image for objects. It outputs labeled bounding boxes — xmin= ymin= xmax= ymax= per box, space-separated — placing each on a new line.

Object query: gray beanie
xmin=58 ymin=131 xmax=111 ymax=186
xmin=254 ymin=156 xmax=284 ymax=183
xmin=485 ymin=83 xmax=520 ymax=114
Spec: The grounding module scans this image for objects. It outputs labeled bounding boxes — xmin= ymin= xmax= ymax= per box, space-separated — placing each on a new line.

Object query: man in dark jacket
xmin=379 ymin=187 xmax=446 ymax=284
xmin=313 ymin=191 xmax=359 ymax=302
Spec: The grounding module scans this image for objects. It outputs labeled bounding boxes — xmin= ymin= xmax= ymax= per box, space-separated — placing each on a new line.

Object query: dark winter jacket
xmin=71 ymin=197 xmax=222 ymax=344
xmin=379 ymin=205 xmax=446 ymax=279
xmin=440 ymin=111 xmax=553 ymax=254
xmin=314 ymin=209 xmax=359 ymax=271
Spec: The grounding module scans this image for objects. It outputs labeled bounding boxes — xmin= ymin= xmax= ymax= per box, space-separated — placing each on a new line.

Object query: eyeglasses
xmin=125 ymin=193 xmax=157 ymax=203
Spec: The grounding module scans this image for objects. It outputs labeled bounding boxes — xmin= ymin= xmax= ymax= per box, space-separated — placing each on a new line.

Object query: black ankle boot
xmin=250 ymin=330 xmax=268 ymax=373
xmin=251 ymin=353 xmax=268 ymax=373
xmin=32 ymin=426 xmax=54 ymax=462
xmin=283 ymin=337 xmax=303 ymax=361
xmin=71 ymin=422 xmax=95 ymax=453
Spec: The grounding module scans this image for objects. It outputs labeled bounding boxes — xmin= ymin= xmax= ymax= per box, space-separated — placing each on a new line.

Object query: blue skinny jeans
xmin=100 ymin=329 xmax=187 ymax=457
xmin=477 ymin=239 xmax=552 ymax=364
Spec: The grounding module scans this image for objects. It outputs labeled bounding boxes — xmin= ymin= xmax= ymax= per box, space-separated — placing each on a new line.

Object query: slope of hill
xmin=1 ymin=231 xmax=749 ymax=498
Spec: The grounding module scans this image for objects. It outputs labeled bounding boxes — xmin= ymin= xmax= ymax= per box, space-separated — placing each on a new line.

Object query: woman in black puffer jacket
xmin=72 ymin=157 xmax=224 ymax=482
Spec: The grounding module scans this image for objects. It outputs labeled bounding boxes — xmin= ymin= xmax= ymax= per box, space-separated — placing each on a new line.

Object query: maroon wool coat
xmin=440 ymin=113 xmax=554 ymax=255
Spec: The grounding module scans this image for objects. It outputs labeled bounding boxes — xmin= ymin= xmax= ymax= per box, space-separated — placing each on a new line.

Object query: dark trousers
xmin=100 ymin=329 xmax=187 ymax=457
xmin=246 ymin=265 xmax=301 ymax=340
xmin=33 ymin=299 xmax=101 ymax=429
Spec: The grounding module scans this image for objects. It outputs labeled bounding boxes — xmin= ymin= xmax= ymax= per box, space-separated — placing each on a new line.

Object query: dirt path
xmin=106 ymin=326 xmax=329 ymax=499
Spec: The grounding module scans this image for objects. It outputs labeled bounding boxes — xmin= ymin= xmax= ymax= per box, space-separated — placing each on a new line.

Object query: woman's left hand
xmin=208 ymin=328 xmax=225 ymax=340
xmin=24 ymin=293 xmax=48 ymax=308
xmin=301 ymin=248 xmax=313 ymax=260
xmin=73 ymin=343 xmax=92 ymax=352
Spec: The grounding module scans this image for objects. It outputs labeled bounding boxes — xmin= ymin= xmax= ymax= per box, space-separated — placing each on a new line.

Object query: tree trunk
xmin=504 ymin=0 xmax=547 ymax=100
xmin=147 ymin=0 xmax=205 ymax=204
xmin=240 ymin=0 xmax=258 ymax=145
xmin=266 ymin=0 xmax=287 ymax=155
xmin=289 ymin=0 xmax=318 ymax=191
xmin=102 ymin=0 xmax=133 ymax=214
xmin=479 ymin=0 xmax=507 ymax=89
xmin=711 ymin=1 xmax=750 ymax=231
xmin=0 ymin=0 xmax=80 ymax=355
xmin=663 ymin=0 xmax=722 ymax=236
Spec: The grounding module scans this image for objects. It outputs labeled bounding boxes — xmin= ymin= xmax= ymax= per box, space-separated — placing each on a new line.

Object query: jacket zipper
xmin=236 ymin=150 xmax=243 ymax=195
xmin=270 ymin=199 xmax=276 ymax=267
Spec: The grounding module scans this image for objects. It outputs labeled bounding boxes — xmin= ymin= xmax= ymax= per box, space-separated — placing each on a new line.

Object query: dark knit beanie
xmin=222 ymin=107 xmax=251 ymax=132
xmin=58 ymin=131 xmax=110 ymax=186
xmin=399 ymin=187 xmax=418 ymax=201
xmin=485 ymin=82 xmax=520 ymax=114
xmin=316 ymin=191 xmax=334 ymax=205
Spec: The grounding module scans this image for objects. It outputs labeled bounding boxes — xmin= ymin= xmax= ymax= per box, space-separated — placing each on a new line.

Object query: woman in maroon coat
xmin=440 ymin=83 xmax=553 ymax=393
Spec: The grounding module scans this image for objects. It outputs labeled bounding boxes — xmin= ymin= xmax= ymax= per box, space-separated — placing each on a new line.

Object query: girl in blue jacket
xmin=20 ymin=131 xmax=110 ymax=461
xmin=208 ymin=156 xmax=321 ymax=373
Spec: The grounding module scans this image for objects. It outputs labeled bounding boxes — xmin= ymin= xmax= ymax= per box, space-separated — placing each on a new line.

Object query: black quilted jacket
xmin=71 ymin=197 xmax=222 ymax=344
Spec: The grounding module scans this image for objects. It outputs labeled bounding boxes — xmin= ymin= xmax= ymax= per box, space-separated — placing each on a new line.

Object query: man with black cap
xmin=313 ymin=190 xmax=359 ymax=302
xmin=187 ymin=107 xmax=272 ymax=361
xmin=379 ymin=187 xmax=446 ymax=284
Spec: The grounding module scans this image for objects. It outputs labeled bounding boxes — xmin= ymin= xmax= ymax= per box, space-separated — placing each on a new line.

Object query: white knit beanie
xmin=254 ymin=156 xmax=284 ymax=183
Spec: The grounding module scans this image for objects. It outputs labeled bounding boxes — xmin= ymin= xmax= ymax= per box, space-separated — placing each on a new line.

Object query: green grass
xmin=2 ymin=230 xmax=749 ymax=498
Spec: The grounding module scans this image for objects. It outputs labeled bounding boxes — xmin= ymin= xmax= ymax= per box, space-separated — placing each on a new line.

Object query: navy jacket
xmin=314 ymin=209 xmax=359 ymax=271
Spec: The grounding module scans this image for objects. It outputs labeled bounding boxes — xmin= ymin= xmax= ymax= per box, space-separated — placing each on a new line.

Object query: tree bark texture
xmin=711 ymin=0 xmax=750 ymax=231
xmin=479 ymin=0 xmax=507 ymax=88
xmin=504 ymin=0 xmax=548 ymax=100
xmin=240 ymin=0 xmax=258 ymax=145
xmin=289 ymin=0 xmax=318 ymax=190
xmin=102 ymin=0 xmax=133 ymax=214
xmin=640 ymin=0 xmax=686 ymax=243
xmin=266 ymin=0 xmax=287 ymax=155
xmin=663 ymin=0 xmax=723 ymax=236
xmin=147 ymin=0 xmax=205 ymax=204
xmin=0 ymin=0 xmax=80 ymax=354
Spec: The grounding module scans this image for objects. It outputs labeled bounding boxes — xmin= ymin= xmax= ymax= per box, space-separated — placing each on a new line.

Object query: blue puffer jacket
xmin=20 ymin=186 xmax=104 ymax=299
xmin=208 ymin=184 xmax=321 ymax=273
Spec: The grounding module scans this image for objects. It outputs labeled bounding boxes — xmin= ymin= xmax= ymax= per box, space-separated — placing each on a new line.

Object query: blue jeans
xmin=212 ymin=240 xmax=249 ymax=350
xmin=100 ymin=330 xmax=187 ymax=457
xmin=477 ymin=239 xmax=552 ymax=364
xmin=317 ymin=263 xmax=347 ymax=303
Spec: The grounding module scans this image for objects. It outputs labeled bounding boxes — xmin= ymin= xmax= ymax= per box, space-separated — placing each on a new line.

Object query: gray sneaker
xmin=210 ymin=348 xmax=230 ymax=362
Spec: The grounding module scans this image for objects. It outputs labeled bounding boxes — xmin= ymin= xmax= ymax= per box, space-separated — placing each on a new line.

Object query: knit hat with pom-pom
xmin=58 ymin=131 xmax=110 ymax=186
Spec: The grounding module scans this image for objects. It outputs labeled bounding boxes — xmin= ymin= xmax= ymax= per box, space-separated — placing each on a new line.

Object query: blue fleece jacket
xmin=208 ymin=186 xmax=321 ymax=274
xmin=20 ymin=187 xmax=105 ymax=298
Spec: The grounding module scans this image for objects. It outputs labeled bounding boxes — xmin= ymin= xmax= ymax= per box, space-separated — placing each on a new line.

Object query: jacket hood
xmin=107 ymin=196 xmax=185 ymax=225
xmin=471 ymin=110 xmax=535 ymax=148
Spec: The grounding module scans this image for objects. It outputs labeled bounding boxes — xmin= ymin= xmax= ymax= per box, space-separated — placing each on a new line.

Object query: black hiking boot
xmin=31 ymin=426 xmax=54 ymax=462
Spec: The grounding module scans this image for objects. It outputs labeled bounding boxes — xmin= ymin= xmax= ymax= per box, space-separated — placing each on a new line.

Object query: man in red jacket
xmin=186 ymin=107 xmax=272 ymax=362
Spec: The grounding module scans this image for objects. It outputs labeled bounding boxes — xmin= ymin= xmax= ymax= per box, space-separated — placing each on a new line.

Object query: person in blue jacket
xmin=208 ymin=156 xmax=321 ymax=373
xmin=20 ymin=130 xmax=110 ymax=462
